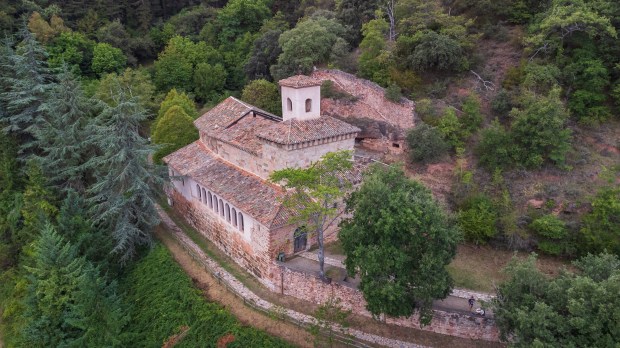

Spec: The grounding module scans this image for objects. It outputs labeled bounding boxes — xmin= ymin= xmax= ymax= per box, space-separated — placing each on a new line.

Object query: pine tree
xmin=22 ymin=224 xmax=86 ymax=347
xmin=57 ymin=190 xmax=116 ymax=270
xmin=0 ymin=133 xmax=23 ymax=268
xmin=34 ymin=66 xmax=96 ymax=194
xmin=64 ymin=263 xmax=128 ymax=347
xmin=22 ymin=224 xmax=127 ymax=347
xmin=17 ymin=160 xmax=58 ymax=251
xmin=0 ymin=29 xmax=52 ymax=154
xmin=87 ymin=86 xmax=165 ymax=263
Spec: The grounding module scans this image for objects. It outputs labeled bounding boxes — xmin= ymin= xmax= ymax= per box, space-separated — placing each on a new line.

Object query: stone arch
xmin=219 ymin=199 xmax=224 ymax=217
xmin=213 ymin=195 xmax=219 ymax=213
xmin=196 ymin=184 xmax=201 ymax=201
xmin=232 ymin=208 xmax=237 ymax=226
xmin=201 ymin=188 xmax=206 ymax=203
xmin=238 ymin=213 xmax=244 ymax=232
xmin=225 ymin=203 xmax=230 ymax=222
xmin=207 ymin=191 xmax=213 ymax=208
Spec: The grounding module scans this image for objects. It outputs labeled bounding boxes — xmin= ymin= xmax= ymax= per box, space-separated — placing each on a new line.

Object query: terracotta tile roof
xmin=255 ymin=116 xmax=360 ymax=145
xmin=278 ymin=75 xmax=322 ymax=88
xmin=193 ymin=96 xmax=281 ymax=155
xmin=163 ymin=141 xmax=288 ymax=228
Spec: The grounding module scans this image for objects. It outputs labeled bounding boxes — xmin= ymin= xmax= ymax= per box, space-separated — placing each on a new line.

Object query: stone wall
xmin=272 ymin=265 xmax=499 ymax=342
xmin=169 ymin=190 xmax=275 ymax=288
xmin=262 ymin=136 xmax=356 ymax=174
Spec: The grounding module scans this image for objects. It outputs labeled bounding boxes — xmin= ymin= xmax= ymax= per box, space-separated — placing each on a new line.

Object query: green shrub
xmin=530 ymin=214 xmax=568 ymax=255
xmin=580 ymin=187 xmax=620 ymax=256
xmin=460 ymin=94 xmax=483 ymax=133
xmin=415 ymin=98 xmax=438 ymax=125
xmin=458 ymin=195 xmax=498 ymax=245
xmin=385 ymin=83 xmax=402 ymax=102
xmin=491 ymin=89 xmax=513 ymax=116
xmin=320 ymin=80 xmax=357 ymax=102
xmin=406 ymin=123 xmax=449 ymax=164
xmin=476 ymin=119 xmax=514 ymax=169
xmin=437 ymin=107 xmax=468 ymax=149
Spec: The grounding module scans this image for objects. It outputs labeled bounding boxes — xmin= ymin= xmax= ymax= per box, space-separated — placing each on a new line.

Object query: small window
xmin=219 ymin=199 xmax=224 ymax=217
xmin=305 ymin=98 xmax=312 ymax=112
xmin=196 ymin=185 xmax=201 ymax=200
xmin=238 ymin=213 xmax=244 ymax=232
xmin=392 ymin=143 xmax=400 ymax=148
xmin=214 ymin=195 xmax=219 ymax=213
xmin=232 ymin=208 xmax=237 ymax=226
xmin=208 ymin=192 xmax=213 ymax=208
xmin=225 ymin=203 xmax=230 ymax=222
xmin=287 ymin=98 xmax=292 ymax=111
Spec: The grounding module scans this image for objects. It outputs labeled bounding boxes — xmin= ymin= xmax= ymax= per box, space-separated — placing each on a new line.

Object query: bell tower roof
xmin=278 ymin=75 xmax=322 ymax=88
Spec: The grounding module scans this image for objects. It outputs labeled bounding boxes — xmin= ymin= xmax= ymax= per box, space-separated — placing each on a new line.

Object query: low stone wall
xmin=272 ymin=265 xmax=499 ymax=342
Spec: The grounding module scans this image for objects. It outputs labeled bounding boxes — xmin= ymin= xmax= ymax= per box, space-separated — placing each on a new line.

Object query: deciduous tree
xmin=339 ymin=165 xmax=460 ymax=323
xmin=241 ymin=79 xmax=281 ymax=115
xmin=270 ymin=151 xmax=354 ymax=279
xmin=493 ymin=253 xmax=620 ymax=347
xmin=152 ymin=105 xmax=199 ymax=164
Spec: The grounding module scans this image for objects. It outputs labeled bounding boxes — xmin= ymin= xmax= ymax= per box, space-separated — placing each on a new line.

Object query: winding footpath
xmin=156 ymin=205 xmax=429 ymax=348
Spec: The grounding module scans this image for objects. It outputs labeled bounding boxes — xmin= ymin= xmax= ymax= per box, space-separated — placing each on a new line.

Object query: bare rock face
xmin=312 ymin=69 xmax=416 ymax=147
xmin=527 ymin=199 xmax=545 ymax=209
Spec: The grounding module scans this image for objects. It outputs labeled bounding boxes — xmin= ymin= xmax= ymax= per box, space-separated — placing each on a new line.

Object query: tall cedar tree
xmin=0 ymin=29 xmax=51 ymax=154
xmin=87 ymin=87 xmax=164 ymax=263
xmin=270 ymin=151 xmax=354 ymax=279
xmin=34 ymin=66 xmax=95 ymax=194
xmin=339 ymin=165 xmax=460 ymax=324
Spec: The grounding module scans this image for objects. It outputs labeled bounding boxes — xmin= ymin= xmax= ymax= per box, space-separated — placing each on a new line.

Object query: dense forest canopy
xmin=0 ymin=0 xmax=619 ymax=346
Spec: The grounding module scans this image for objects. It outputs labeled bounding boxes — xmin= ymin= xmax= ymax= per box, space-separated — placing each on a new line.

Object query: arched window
xmin=202 ymin=188 xmax=206 ymax=203
xmin=305 ymin=98 xmax=312 ymax=112
xmin=213 ymin=195 xmax=219 ymax=213
xmin=196 ymin=185 xmax=201 ymax=200
xmin=207 ymin=192 xmax=213 ymax=208
xmin=225 ymin=203 xmax=230 ymax=222
xmin=238 ymin=213 xmax=244 ymax=232
xmin=232 ymin=208 xmax=237 ymax=226
xmin=287 ymin=98 xmax=292 ymax=111
xmin=219 ymin=199 xmax=224 ymax=217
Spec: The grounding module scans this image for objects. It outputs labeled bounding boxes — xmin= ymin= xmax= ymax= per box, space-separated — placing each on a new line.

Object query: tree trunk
xmin=317 ymin=226 xmax=325 ymax=279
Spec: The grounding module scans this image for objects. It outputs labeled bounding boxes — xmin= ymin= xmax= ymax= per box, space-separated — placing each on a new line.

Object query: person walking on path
xmin=468 ymin=296 xmax=475 ymax=311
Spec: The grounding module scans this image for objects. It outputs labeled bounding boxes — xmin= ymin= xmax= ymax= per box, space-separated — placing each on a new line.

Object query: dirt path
xmin=154 ymin=228 xmax=317 ymax=348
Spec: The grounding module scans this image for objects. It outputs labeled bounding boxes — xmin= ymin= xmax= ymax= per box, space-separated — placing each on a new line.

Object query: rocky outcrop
xmin=312 ymin=69 xmax=416 ymax=152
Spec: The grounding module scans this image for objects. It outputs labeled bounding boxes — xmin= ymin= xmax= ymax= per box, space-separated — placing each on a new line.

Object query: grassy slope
xmin=120 ymin=243 xmax=292 ymax=348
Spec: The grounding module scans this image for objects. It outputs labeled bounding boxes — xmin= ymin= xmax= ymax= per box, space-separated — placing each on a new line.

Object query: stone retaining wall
xmin=273 ymin=265 xmax=499 ymax=342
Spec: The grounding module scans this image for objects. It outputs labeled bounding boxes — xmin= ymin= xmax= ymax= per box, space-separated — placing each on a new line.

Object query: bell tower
xmin=278 ymin=75 xmax=322 ymax=121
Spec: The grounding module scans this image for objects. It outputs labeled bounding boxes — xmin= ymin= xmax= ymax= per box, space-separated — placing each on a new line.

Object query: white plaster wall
xmin=281 ymin=85 xmax=321 ymax=121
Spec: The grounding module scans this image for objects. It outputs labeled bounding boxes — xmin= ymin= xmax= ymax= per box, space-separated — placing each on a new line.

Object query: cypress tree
xmin=87 ymin=86 xmax=165 ymax=263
